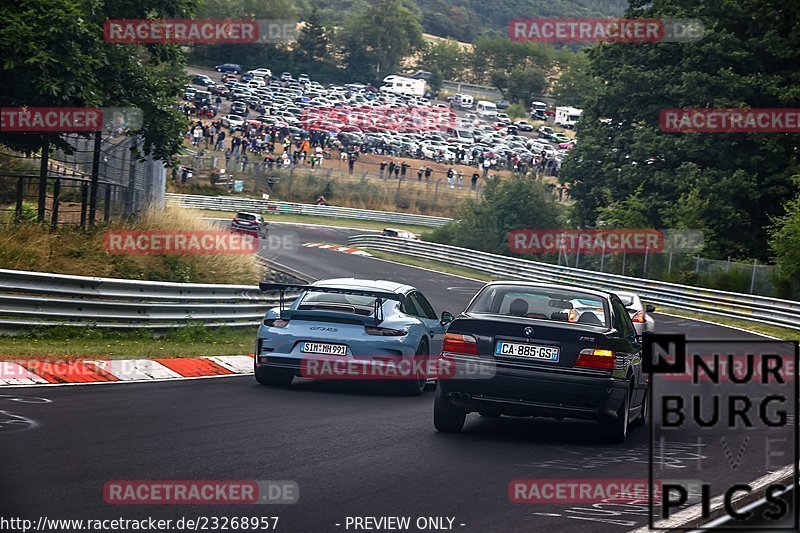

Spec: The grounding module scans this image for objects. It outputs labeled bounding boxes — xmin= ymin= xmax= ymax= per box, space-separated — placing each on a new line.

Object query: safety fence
xmin=347 ymin=235 xmax=800 ymax=331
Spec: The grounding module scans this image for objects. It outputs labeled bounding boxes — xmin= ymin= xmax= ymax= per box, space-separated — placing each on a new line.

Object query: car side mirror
xmin=645 ymin=304 xmax=656 ymax=313
xmin=440 ymin=311 xmax=454 ymax=325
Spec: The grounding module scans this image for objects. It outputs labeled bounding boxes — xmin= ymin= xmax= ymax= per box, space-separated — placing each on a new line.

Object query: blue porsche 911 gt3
xmin=254 ymin=278 xmax=454 ymax=395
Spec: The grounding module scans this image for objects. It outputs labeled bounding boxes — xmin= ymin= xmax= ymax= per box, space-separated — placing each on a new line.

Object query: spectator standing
xmin=388 ymin=161 xmax=396 ymax=178
xmin=457 ymin=170 xmax=464 ymax=189
xmin=471 ymin=171 xmax=479 ymax=190
xmin=379 ymin=160 xmax=387 ymax=179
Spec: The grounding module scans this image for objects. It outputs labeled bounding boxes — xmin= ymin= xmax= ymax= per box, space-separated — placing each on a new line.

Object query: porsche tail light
xmin=263 ymin=318 xmax=289 ymax=328
xmin=442 ymin=333 xmax=478 ymax=356
xmin=365 ymin=326 xmax=407 ymax=336
xmin=631 ymin=310 xmax=646 ymax=323
xmin=576 ymin=348 xmax=615 ymax=370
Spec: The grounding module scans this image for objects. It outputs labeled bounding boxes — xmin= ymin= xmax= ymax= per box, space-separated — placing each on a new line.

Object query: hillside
xmin=298 ymin=0 xmax=628 ymax=42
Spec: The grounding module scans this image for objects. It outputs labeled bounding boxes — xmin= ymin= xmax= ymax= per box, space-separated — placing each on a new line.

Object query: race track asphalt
xmin=1 ymin=224 xmax=794 ymax=533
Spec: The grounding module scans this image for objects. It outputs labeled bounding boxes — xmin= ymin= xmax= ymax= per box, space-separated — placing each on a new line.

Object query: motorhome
xmin=475 ymin=100 xmax=498 ymax=117
xmin=380 ymin=75 xmax=426 ymax=97
xmin=554 ymin=106 xmax=583 ymax=129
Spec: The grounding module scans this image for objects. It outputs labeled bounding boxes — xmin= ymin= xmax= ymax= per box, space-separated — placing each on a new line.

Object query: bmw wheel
xmin=603 ymin=389 xmax=630 ymax=443
xmin=632 ymin=389 xmax=648 ymax=427
xmin=433 ymin=385 xmax=466 ymax=433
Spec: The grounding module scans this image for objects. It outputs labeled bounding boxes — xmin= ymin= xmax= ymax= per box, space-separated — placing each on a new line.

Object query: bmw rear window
xmin=468 ymin=285 xmax=608 ymax=327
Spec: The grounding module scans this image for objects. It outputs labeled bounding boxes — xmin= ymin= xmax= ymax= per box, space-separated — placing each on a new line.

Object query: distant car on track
xmin=231 ymin=212 xmax=268 ymax=238
xmin=255 ymin=279 xmax=454 ymax=395
xmin=433 ymin=281 xmax=647 ymax=442
xmin=382 ymin=228 xmax=420 ymax=240
xmin=615 ymin=291 xmax=656 ymax=336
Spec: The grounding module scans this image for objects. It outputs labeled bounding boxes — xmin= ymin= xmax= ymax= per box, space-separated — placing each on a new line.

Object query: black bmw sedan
xmin=433 ymin=282 xmax=647 ymax=443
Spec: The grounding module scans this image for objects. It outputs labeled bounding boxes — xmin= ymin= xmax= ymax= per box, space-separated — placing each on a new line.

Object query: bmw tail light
xmin=442 ymin=333 xmax=479 ymax=356
xmin=576 ymin=348 xmax=615 ymax=370
xmin=263 ymin=318 xmax=289 ymax=328
xmin=631 ymin=310 xmax=646 ymax=323
xmin=365 ymin=326 xmax=407 ymax=336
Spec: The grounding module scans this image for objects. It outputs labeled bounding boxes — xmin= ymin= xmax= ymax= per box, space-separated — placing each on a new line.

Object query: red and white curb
xmin=0 ymin=355 xmax=255 ymax=386
xmin=303 ymin=243 xmax=372 ymax=256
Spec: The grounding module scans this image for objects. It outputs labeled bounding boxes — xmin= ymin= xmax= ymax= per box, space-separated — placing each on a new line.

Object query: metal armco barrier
xmin=166 ymin=193 xmax=452 ymax=227
xmin=348 ymin=235 xmax=800 ymax=331
xmin=0 ymin=269 xmax=288 ymax=329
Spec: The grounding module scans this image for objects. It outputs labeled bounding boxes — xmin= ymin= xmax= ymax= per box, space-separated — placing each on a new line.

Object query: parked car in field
xmin=215 ymin=63 xmax=242 ymax=73
xmin=495 ymin=99 xmax=511 ymax=110
xmin=433 ymin=281 xmax=647 ymax=443
xmin=230 ymin=101 xmax=248 ymax=116
xmin=191 ymin=75 xmax=215 ymax=87
xmin=538 ymin=126 xmax=555 ymax=140
xmin=551 ymin=132 xmax=572 ymax=144
xmin=513 ymin=120 xmax=534 ymax=132
xmin=255 ymin=279 xmax=454 ymax=395
xmin=559 ymin=140 xmax=577 ymax=150
xmin=221 ymin=114 xmax=245 ymax=130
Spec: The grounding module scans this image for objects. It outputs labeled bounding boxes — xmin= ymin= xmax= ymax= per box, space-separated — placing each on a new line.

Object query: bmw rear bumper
xmin=438 ymin=363 xmax=630 ymax=420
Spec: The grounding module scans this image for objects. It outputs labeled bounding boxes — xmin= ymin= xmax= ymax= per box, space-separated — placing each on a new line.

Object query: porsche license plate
xmin=301 ymin=342 xmax=347 ymax=356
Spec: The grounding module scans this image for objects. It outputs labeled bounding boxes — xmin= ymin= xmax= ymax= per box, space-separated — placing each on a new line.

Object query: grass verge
xmin=196 ymin=209 xmax=438 ymax=235
xmin=0 ymin=325 xmax=257 ymax=359
xmin=656 ymin=308 xmax=800 ymax=339
xmin=0 ymin=207 xmax=260 ymax=283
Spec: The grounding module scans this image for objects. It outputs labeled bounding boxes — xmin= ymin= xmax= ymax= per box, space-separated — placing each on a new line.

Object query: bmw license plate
xmin=301 ymin=342 xmax=347 ymax=356
xmin=495 ymin=342 xmax=559 ymax=362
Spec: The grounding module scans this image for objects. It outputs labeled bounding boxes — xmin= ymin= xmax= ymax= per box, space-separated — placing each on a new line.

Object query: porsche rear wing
xmin=258 ymin=282 xmax=403 ymax=322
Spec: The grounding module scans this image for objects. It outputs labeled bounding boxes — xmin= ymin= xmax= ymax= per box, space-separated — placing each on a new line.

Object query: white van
xmin=446 ymin=127 xmax=475 ymax=144
xmin=475 ymin=100 xmax=498 ymax=118
xmin=452 ymin=94 xmax=474 ymax=109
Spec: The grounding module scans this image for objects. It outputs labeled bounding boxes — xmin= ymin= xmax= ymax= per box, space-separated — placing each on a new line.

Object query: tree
xmin=428 ymin=177 xmax=563 ymax=255
xmin=560 ymin=0 xmax=800 ymax=260
xmin=336 ymin=0 xmax=424 ymax=80
xmin=294 ymin=7 xmax=330 ymax=64
xmin=0 ymin=0 xmax=194 ymax=162
xmin=506 ymin=67 xmax=547 ymax=105
xmin=551 ymin=52 xmax=602 ymax=108
xmin=768 ymin=190 xmax=800 ymax=297
xmin=419 ymin=38 xmax=466 ymax=81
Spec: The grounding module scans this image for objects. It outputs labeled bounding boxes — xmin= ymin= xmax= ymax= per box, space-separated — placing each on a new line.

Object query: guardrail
xmin=167 ymin=193 xmax=452 ymax=228
xmin=0 ymin=269 xmax=289 ymax=329
xmin=348 ymin=235 xmax=800 ymax=331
